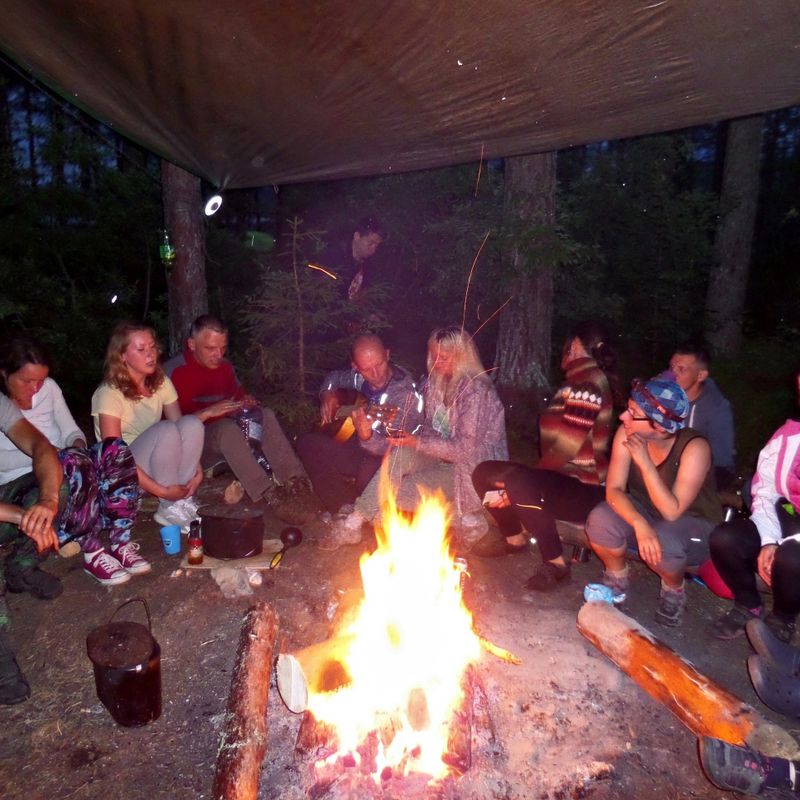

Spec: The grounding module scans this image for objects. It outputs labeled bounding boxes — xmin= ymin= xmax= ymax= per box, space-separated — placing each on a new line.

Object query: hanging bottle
xmin=159 ymin=229 xmax=176 ymax=267
xmin=236 ymin=407 xmax=273 ymax=480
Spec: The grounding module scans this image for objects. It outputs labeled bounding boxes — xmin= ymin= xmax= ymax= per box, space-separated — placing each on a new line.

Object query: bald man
xmin=296 ymin=334 xmax=423 ymax=514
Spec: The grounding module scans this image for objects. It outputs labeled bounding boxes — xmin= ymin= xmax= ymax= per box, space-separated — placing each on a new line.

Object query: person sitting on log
xmin=92 ymin=322 xmax=205 ymax=537
xmin=470 ymin=320 xmax=622 ymax=592
xmin=709 ymin=366 xmax=800 ymax=642
xmin=166 ymin=315 xmax=315 ymax=521
xmin=324 ymin=325 xmax=508 ymax=549
xmin=0 ymin=337 xmax=144 ymax=587
xmin=295 ymin=333 xmax=424 ymax=522
xmin=585 ymin=377 xmax=723 ymax=626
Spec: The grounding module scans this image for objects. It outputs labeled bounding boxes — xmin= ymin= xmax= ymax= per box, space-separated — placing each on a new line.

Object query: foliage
xmin=0 ymin=71 xmax=164 ymax=416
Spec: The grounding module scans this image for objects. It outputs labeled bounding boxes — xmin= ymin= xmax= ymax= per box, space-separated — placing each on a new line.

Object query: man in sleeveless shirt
xmin=585 ymin=378 xmax=723 ymax=627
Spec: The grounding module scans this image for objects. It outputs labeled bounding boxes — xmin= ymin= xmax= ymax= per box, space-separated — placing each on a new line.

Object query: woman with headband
xmin=585 ymin=377 xmax=723 ymax=626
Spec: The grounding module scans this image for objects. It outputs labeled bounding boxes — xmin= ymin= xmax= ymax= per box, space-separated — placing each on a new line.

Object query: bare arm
xmin=630 ymin=436 xmax=711 ymax=521
xmin=6 ymin=418 xmax=61 ymax=551
xmin=605 ymin=427 xmax=662 ymax=567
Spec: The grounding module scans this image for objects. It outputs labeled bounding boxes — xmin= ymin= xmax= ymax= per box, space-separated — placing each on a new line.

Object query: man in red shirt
xmin=166 ymin=316 xmax=311 ymax=508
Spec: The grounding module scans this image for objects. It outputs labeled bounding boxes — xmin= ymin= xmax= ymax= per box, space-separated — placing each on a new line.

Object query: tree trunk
xmin=704 ymin=115 xmax=764 ymax=357
xmin=161 ymin=160 xmax=208 ymax=355
xmin=495 ymin=152 xmax=556 ymax=389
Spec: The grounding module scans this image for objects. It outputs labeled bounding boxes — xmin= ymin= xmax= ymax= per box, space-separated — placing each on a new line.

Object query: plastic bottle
xmin=187 ymin=520 xmax=204 ymax=566
xmin=236 ymin=407 xmax=273 ymax=479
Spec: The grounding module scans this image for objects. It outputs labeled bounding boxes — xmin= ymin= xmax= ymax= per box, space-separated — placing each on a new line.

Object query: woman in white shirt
xmin=91 ymin=322 xmax=204 ymax=538
xmin=0 ymin=337 xmax=146 ymax=587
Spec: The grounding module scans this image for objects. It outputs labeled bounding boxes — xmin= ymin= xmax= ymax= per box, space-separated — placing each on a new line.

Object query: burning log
xmin=577 ymin=601 xmax=800 ymax=759
xmin=212 ymin=602 xmax=280 ymax=800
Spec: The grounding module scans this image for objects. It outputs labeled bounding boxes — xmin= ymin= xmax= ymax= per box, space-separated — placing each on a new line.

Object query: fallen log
xmin=577 ymin=601 xmax=800 ymax=759
xmin=212 ymin=602 xmax=280 ymax=800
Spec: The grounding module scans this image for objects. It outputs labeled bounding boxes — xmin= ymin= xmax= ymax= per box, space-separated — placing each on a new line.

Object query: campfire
xmin=304 ymin=489 xmax=480 ymax=781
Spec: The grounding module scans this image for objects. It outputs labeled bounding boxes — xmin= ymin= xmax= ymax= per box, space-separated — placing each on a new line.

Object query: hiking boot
xmin=698 ymin=737 xmax=769 ymax=795
xmin=109 ymin=541 xmax=151 ymax=575
xmin=83 ymin=549 xmax=131 ymax=586
xmin=764 ymin=613 xmax=797 ymax=645
xmin=655 ymin=583 xmax=686 ymax=627
xmin=711 ymin=604 xmax=761 ymax=640
xmin=471 ymin=531 xmax=528 ymax=558
xmin=5 ymin=565 xmax=63 ymax=600
xmin=601 ymin=569 xmax=629 ymax=603
xmin=746 ymin=618 xmax=800 ymax=677
xmin=0 ymin=633 xmax=30 ymax=706
xmin=524 ymin=561 xmax=571 ymax=592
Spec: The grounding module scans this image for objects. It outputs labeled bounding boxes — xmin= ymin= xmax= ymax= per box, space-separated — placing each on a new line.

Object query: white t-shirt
xmin=91 ymin=377 xmax=178 ymax=444
xmin=0 ymin=378 xmax=84 ymax=485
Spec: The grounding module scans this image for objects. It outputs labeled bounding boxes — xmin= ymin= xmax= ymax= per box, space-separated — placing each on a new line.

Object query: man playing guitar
xmin=296 ymin=334 xmax=423 ymax=515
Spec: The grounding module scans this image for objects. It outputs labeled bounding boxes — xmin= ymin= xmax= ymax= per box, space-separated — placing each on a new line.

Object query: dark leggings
xmin=472 ymin=461 xmax=605 ymax=562
xmin=710 ymin=518 xmax=800 ymax=619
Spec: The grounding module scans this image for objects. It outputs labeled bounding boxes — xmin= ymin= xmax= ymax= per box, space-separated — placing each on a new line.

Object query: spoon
xmin=270 ymin=526 xmax=303 ymax=569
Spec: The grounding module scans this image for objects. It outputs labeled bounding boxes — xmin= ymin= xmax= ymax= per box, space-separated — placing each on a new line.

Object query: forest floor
xmin=1 ymin=473 xmax=797 ymax=800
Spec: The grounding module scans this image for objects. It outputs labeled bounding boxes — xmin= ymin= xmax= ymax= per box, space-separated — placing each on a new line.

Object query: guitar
xmin=321 ymin=389 xmax=399 ymax=443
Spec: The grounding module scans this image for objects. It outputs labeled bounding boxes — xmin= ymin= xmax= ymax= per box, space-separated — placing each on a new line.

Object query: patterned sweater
xmin=537 ymin=356 xmax=613 ymax=485
xmin=417 ymin=376 xmax=508 ymax=515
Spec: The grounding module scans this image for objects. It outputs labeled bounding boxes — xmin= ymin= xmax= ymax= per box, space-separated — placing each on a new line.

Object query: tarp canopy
xmin=2 ymin=0 xmax=800 ymax=189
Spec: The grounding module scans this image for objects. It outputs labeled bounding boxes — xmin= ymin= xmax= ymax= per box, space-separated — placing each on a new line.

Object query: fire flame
xmin=307 ymin=489 xmax=480 ymax=778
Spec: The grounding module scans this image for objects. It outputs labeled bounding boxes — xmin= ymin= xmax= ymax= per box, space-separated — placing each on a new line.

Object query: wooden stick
xmin=577 ymin=601 xmax=800 ymax=759
xmin=212 ymin=602 xmax=280 ymax=800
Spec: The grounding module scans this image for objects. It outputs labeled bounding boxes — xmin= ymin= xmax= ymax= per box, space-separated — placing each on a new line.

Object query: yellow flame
xmin=307 ymin=488 xmax=480 ymax=778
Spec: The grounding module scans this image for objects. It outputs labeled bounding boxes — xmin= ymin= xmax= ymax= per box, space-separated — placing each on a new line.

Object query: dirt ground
xmin=1 ymin=476 xmax=798 ymax=800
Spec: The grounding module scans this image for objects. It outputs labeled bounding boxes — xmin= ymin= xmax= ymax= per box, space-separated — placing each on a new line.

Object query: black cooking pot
xmin=198 ymin=503 xmax=264 ymax=559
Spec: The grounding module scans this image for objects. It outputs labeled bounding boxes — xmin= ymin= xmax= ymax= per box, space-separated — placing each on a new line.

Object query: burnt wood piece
xmin=296 ymin=710 xmax=338 ymax=756
xmin=212 ymin=602 xmax=280 ymax=800
xmin=443 ymin=664 xmax=475 ymax=773
xmin=577 ymin=601 xmax=800 ymax=759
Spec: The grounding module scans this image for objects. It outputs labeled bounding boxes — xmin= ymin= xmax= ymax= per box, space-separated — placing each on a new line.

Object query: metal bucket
xmin=86 ymin=598 xmax=161 ymax=727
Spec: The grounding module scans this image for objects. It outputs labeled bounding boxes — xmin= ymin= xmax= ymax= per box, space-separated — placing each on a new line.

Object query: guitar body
xmin=320 ymin=389 xmax=398 ymax=443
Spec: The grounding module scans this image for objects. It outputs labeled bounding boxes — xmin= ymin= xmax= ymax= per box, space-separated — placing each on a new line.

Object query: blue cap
xmin=630 ymin=378 xmax=689 ymax=434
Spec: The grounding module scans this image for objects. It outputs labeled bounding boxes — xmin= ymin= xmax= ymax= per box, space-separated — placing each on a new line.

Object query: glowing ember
xmin=307 ymin=489 xmax=480 ymax=779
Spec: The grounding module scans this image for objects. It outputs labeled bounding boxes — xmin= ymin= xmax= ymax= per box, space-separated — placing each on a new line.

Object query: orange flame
xmin=307 ymin=488 xmax=480 ymax=779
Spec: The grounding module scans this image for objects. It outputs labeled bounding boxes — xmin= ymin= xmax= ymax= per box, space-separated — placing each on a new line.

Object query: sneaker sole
xmin=84 ymin=569 xmax=131 ymax=586
xmin=120 ymin=562 xmax=152 ymax=575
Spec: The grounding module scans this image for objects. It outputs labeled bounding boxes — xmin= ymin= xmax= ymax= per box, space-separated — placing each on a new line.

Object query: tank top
xmin=627 ymin=428 xmax=723 ymax=523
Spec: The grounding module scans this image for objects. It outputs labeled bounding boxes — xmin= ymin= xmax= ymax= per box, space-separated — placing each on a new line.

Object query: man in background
xmin=316 ymin=216 xmax=386 ymax=303
xmin=668 ymin=344 xmax=736 ymax=489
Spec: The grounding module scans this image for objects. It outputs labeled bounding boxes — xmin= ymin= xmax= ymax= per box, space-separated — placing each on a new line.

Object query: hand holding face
xmin=623 ymin=432 xmax=651 ymax=469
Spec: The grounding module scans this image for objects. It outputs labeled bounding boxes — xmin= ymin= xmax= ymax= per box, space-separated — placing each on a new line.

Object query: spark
xmin=461 ymin=230 xmax=491 ymax=331
xmin=472 ymin=296 xmax=512 ymax=339
xmin=474 ymin=142 xmax=485 ymax=198
xmin=307 ymin=263 xmax=338 ymax=280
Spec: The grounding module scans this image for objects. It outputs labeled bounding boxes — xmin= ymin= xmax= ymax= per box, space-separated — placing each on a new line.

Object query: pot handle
xmin=108 ymin=597 xmax=152 ymax=632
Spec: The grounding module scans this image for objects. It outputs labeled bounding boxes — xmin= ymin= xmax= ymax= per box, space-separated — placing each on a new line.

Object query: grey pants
xmin=585 ymin=498 xmax=714 ymax=577
xmin=355 ymin=446 xmax=454 ymax=521
xmin=203 ymin=407 xmax=306 ymax=501
xmin=130 ymin=416 xmax=205 ymax=492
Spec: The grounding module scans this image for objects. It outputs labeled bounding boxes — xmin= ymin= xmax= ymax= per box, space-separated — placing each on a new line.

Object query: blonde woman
xmin=92 ymin=323 xmax=205 ymax=544
xmin=326 ymin=325 xmax=508 ymax=547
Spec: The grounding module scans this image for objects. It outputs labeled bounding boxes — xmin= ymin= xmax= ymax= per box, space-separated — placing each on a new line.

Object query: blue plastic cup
xmin=160 ymin=525 xmax=181 ymax=555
